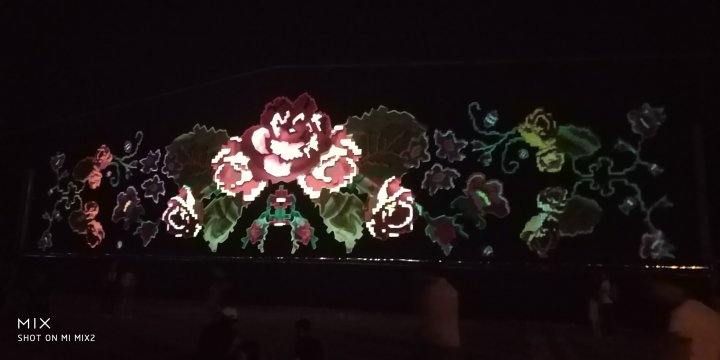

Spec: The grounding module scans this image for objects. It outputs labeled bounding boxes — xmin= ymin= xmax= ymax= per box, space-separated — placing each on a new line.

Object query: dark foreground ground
xmin=2 ymin=292 xmax=674 ymax=360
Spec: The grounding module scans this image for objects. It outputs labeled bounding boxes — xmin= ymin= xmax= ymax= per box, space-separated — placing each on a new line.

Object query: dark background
xmin=0 ymin=2 xmax=718 ymax=320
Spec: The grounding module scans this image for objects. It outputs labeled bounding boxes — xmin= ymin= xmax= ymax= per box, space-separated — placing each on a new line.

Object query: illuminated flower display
xmin=139 ymin=149 xmax=162 ymax=174
xmin=400 ymin=133 xmax=431 ymax=168
xmin=86 ymin=220 xmax=105 ymax=248
xmin=244 ymin=220 xmax=269 ymax=249
xmin=39 ymin=96 xmax=671 ymax=261
xmin=536 ymin=145 xmax=565 ymax=173
xmin=434 ymin=130 xmax=468 ymax=163
xmin=241 ymin=186 xmax=318 ymax=253
xmin=50 ymin=153 xmax=66 ymax=173
xmin=519 ymin=108 xmax=558 ymax=149
xmin=463 ymin=172 xmax=510 ymax=218
xmin=162 ymin=185 xmax=203 ymax=238
xmin=537 ymin=186 xmax=568 ymax=214
xmin=162 ymin=152 xmax=184 ymax=179
xmin=421 ymin=163 xmax=461 ymax=196
xmin=239 ymin=93 xmax=336 ymax=183
xmin=520 ymin=186 xmax=601 ymax=257
xmin=516 ymin=109 xmax=601 ymax=174
xmin=87 ymin=168 xmax=103 ymax=189
xmin=366 ymin=177 xmax=418 ymax=240
xmin=639 ymin=229 xmax=675 ymax=260
xmin=134 ymin=221 xmax=160 ymax=247
xmin=83 ymin=200 xmax=99 ymax=219
xmin=67 ymin=201 xmax=105 ymax=248
xmin=627 ymin=103 xmax=666 ymax=139
xmin=71 ymin=145 xmax=115 ymax=189
xmin=424 ymin=214 xmax=468 ymax=256
xmin=292 ymin=219 xmax=315 ymax=247
xmin=345 ymin=106 xmax=426 ymax=179
xmin=212 ymin=94 xmax=361 ymax=201
xmin=163 ymin=125 xmax=230 ymax=195
xmin=141 ymin=174 xmax=166 ymax=204
xmin=520 ymin=213 xmax=559 ymax=258
xmin=211 ymin=136 xmax=268 ymax=202
xmin=297 ymin=126 xmax=361 ymax=199
xmin=112 ymin=186 xmax=145 ymax=230
xmin=93 ymin=145 xmax=113 ymax=170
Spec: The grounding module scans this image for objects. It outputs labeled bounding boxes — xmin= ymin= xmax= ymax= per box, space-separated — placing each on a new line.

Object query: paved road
xmin=3 ymin=293 xmax=669 ymax=359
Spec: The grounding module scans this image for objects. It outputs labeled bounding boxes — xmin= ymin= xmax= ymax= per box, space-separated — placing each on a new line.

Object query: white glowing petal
xmin=311 ymin=113 xmax=323 ymax=130
xmin=264 ymin=155 xmax=291 ymax=178
xmin=251 ymin=128 xmax=270 ymax=154
xmin=366 ymin=218 xmax=377 ymax=237
xmin=370 ymin=177 xmax=414 ymax=222
xmin=339 ymin=137 xmax=362 ymax=156
xmin=270 ymin=140 xmax=305 ymax=161
xmin=388 ymin=201 xmax=414 ymax=229
xmin=371 ymin=176 xmax=396 ymax=215
xmin=241 ymin=180 xmax=267 ymax=202
xmin=311 ymin=146 xmax=348 ymax=182
xmin=212 ymin=136 xmax=242 ymax=165
xmin=292 ymin=113 xmax=305 ymax=125
xmin=213 ymin=164 xmax=232 ymax=196
xmin=297 ymin=176 xmax=321 ymax=199
xmin=184 ymin=188 xmax=196 ymax=209
xmin=211 ymin=147 xmax=232 ymax=165
xmin=231 ymin=164 xmax=254 ymax=188
xmin=303 ymin=133 xmax=319 ymax=158
xmin=165 ymin=207 xmax=182 ymax=230
xmin=270 ymin=111 xmax=289 ymax=137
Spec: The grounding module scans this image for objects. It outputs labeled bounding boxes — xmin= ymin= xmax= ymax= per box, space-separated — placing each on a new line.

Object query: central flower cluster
xmin=211 ymin=93 xmax=362 ymax=201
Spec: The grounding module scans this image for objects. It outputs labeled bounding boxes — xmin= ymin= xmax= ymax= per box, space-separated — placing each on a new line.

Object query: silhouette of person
xmin=195 ymin=306 xmax=242 ymax=360
xmin=417 ymin=268 xmax=461 ymax=360
xmin=101 ymin=261 xmax=119 ymax=314
xmin=293 ymin=318 xmax=324 ymax=360
xmin=589 ymin=272 xmax=618 ymax=337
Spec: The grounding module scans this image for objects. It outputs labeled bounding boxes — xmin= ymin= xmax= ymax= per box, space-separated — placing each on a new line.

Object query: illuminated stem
xmin=643 ymin=196 xmax=670 ymax=232
xmin=107 ymin=162 xmax=123 ymax=187
xmin=471 ymin=128 xmax=519 ymax=152
xmin=572 ymin=138 xmax=653 ymax=178
xmin=500 ymin=136 xmax=524 ymax=174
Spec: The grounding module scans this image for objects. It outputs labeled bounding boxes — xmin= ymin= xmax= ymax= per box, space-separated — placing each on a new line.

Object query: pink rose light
xmin=86 ymin=220 xmax=105 ymax=248
xmin=211 ymin=136 xmax=268 ymax=202
xmin=93 ymin=145 xmax=113 ymax=170
xmin=293 ymin=221 xmax=313 ymax=246
xmin=297 ymin=126 xmax=361 ymax=199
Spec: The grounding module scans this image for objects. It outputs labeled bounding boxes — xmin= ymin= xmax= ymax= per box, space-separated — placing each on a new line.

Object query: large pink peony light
xmin=239 ymin=93 xmax=334 ymax=183
xmin=211 ymin=94 xmax=361 ymax=201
